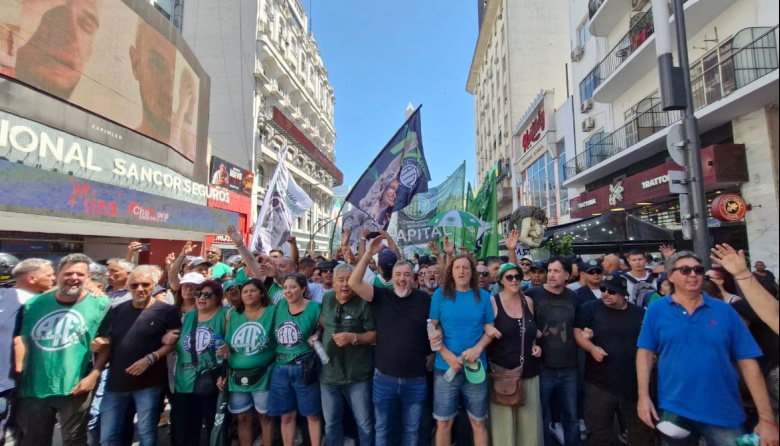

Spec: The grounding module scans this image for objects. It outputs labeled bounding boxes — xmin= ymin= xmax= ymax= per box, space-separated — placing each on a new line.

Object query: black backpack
xmin=625 ymin=273 xmax=657 ymax=308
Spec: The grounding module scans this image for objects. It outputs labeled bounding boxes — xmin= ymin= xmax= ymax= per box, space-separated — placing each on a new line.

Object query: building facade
xmin=565 ymin=0 xmax=779 ymax=267
xmin=467 ymin=0 xmax=573 ymax=230
xmin=182 ymin=0 xmax=341 ymax=254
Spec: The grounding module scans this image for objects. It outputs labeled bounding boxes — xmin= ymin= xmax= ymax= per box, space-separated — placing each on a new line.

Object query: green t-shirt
xmin=373 ymin=275 xmax=393 ymax=289
xmin=269 ymin=282 xmax=285 ymax=305
xmin=211 ymin=262 xmax=233 ymax=280
xmin=235 ymin=268 xmax=248 ymax=283
xmin=273 ymin=299 xmax=321 ymax=364
xmin=174 ymin=307 xmax=228 ymax=393
xmin=319 ymin=294 xmax=375 ymax=385
xmin=19 ymin=291 xmax=109 ymax=398
xmin=322 ymin=289 xmax=335 ymax=302
xmin=226 ymin=306 xmax=277 ymax=391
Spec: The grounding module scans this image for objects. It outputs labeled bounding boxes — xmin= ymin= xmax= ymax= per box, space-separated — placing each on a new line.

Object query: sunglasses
xmin=672 ymin=265 xmax=705 ymax=276
xmin=587 ymin=268 xmax=604 ymax=275
xmin=225 ymin=286 xmax=240 ymax=293
xmin=194 ymin=291 xmax=216 ymax=299
xmin=478 ymin=271 xmax=490 ymax=277
xmin=520 ymin=262 xmax=532 ymax=267
xmin=503 ymin=274 xmax=522 ymax=282
xmin=599 ymin=287 xmax=621 ymax=295
xmin=335 ymin=305 xmax=344 ymax=323
xmin=320 ymin=268 xmax=334 ymax=274
xmin=130 ymin=282 xmax=153 ymax=289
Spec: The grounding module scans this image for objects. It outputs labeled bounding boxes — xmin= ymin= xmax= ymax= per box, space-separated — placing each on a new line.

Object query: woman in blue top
xmin=429 ymin=254 xmax=496 ymax=446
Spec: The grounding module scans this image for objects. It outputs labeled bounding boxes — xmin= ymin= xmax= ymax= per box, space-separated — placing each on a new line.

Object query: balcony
xmin=583 ymin=0 xmax=737 ymax=104
xmin=566 ymin=26 xmax=779 ymax=186
xmin=588 ymin=0 xmax=635 ymax=37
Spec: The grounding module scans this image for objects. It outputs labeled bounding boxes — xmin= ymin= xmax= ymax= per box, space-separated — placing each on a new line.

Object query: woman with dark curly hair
xmin=429 ymin=254 xmax=496 ymax=446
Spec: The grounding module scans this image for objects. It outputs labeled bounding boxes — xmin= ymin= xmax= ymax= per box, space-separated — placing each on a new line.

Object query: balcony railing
xmin=581 ymin=10 xmax=654 ymax=100
xmin=588 ymin=0 xmax=606 ymax=19
xmin=567 ymin=26 xmax=778 ymax=180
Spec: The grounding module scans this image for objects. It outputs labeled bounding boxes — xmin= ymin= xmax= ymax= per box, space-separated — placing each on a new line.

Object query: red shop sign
xmin=711 ymin=194 xmax=747 ymax=222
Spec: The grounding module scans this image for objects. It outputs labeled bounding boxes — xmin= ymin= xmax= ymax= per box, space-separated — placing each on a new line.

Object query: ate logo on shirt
xmin=275 ymin=321 xmax=302 ymax=348
xmin=231 ymin=322 xmax=270 ymax=355
xmin=183 ymin=326 xmax=215 ymax=354
xmin=32 ymin=309 xmax=88 ymax=351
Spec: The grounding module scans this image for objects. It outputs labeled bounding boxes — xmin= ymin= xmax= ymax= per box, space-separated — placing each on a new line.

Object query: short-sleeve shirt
xmin=430 ymin=288 xmax=494 ymax=371
xmin=525 ymin=285 xmax=580 ymax=370
xmin=371 ymin=287 xmax=431 ymax=378
xmin=637 ymin=294 xmax=762 ymax=427
xmin=320 ymin=294 xmax=375 ymax=385
xmin=273 ymin=299 xmax=321 ymax=364
xmin=174 ymin=307 xmax=228 ymax=393
xmin=226 ymin=306 xmax=277 ymax=392
xmin=575 ymin=300 xmax=645 ymax=401
xmin=99 ymin=300 xmax=182 ymax=392
xmin=211 ymin=262 xmax=233 ymax=280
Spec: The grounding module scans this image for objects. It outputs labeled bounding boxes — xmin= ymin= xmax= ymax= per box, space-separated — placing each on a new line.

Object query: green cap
xmin=464 ymin=359 xmax=486 ymax=384
xmin=498 ymin=263 xmax=520 ymax=280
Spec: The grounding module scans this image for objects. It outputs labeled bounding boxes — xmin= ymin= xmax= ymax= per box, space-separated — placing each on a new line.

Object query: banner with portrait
xmin=210 ymin=156 xmax=254 ymax=197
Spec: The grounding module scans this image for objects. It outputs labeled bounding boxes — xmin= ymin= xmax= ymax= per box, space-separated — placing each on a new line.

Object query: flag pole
xmin=250 ymin=144 xmax=289 ymax=251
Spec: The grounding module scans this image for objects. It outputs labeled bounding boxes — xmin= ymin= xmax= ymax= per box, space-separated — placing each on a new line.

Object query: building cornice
xmin=466 ymin=0 xmax=501 ymax=93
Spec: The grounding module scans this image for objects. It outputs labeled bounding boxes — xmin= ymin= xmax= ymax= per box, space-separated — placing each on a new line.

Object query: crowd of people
xmin=0 ymin=226 xmax=778 ymax=446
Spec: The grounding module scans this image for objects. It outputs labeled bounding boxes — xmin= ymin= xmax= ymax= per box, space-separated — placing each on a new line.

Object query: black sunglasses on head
xmin=672 ymin=265 xmax=705 ymax=276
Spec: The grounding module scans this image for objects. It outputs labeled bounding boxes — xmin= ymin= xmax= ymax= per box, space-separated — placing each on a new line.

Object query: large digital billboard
xmin=0 ymin=0 xmax=207 ymax=162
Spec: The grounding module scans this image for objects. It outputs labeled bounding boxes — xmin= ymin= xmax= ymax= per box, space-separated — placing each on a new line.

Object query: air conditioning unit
xmin=631 ymin=0 xmax=649 ymax=11
xmin=581 ymin=117 xmax=595 ymax=132
xmin=487 ymin=68 xmax=494 ymax=79
xmin=493 ymin=55 xmax=499 ymax=65
xmin=580 ymin=98 xmax=594 ymax=112
xmin=571 ymin=46 xmax=584 ymax=62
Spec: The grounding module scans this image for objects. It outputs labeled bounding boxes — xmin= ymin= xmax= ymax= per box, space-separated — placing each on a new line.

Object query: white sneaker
xmin=549 ymin=422 xmax=565 ymax=444
xmin=579 ymin=418 xmax=588 ymax=441
xmin=252 ymin=436 xmax=263 ymax=446
xmin=343 ymin=438 xmax=356 ymax=446
xmin=293 ymin=428 xmax=303 ymax=446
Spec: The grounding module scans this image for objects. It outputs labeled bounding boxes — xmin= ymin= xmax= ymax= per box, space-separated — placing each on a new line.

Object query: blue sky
xmin=303 ymin=1 xmax=479 ymax=190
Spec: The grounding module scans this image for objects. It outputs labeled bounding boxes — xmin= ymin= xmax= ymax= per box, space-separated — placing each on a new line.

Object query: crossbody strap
xmin=518 ymin=297 xmax=527 ymax=371
xmin=188 ymin=312 xmax=199 ymax=367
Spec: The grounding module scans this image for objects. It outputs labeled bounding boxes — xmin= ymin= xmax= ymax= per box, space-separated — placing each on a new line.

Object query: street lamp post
xmin=309 ymin=216 xmax=337 ymax=254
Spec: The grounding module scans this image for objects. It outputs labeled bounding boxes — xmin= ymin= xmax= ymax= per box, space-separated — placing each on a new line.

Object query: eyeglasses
xmin=130 ymin=282 xmax=153 ymax=289
xmin=599 ymin=287 xmax=620 ymax=295
xmin=478 ymin=271 xmax=489 ymax=277
xmin=520 ymin=262 xmax=532 ymax=267
xmin=207 ymin=251 xmax=219 ymax=255
xmin=587 ymin=268 xmax=604 ymax=275
xmin=194 ymin=291 xmax=215 ymax=299
xmin=320 ymin=268 xmax=334 ymax=274
xmin=503 ymin=274 xmax=522 ymax=282
xmin=672 ymin=265 xmax=705 ymax=276
xmin=335 ymin=305 xmax=343 ymax=323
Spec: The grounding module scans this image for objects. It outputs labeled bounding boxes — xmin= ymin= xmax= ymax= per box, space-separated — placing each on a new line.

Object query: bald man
xmin=603 ymin=254 xmax=621 ymax=275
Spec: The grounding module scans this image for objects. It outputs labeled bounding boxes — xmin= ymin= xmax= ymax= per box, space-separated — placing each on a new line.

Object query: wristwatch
xmin=352 ymin=333 xmax=359 ymax=346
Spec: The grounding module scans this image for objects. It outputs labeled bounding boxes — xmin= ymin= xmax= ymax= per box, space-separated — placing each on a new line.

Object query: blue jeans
xmin=661 ymin=419 xmax=744 ymax=446
xmin=432 ymin=369 xmax=488 ymax=421
xmin=321 ymin=381 xmax=374 ymax=446
xmin=267 ymin=362 xmax=322 ymax=417
xmin=539 ymin=368 xmax=579 ymax=446
xmin=100 ymin=386 xmax=162 ymax=446
xmin=372 ymin=369 xmax=427 ymax=446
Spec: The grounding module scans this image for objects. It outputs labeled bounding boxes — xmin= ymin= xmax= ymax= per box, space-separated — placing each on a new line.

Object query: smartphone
xmin=138 ymin=243 xmax=151 ymax=251
xmin=368 ymin=231 xmax=381 ymax=239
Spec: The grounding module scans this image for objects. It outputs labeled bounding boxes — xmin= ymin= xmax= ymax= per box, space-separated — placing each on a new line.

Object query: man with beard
xmin=349 ymin=236 xmax=432 ymax=446
xmin=421 ymin=264 xmax=441 ymax=297
xmin=14 ymin=254 xmax=110 ymax=446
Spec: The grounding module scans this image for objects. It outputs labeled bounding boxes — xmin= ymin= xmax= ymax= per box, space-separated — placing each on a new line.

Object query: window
xmin=576 ymin=15 xmax=590 ymax=47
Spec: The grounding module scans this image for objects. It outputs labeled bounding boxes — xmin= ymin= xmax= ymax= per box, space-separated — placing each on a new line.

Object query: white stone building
xmin=466 ymin=0 xmax=573 ymax=230
xmin=564 ymin=0 xmax=778 ymax=268
xmin=181 ymin=0 xmax=341 ymax=253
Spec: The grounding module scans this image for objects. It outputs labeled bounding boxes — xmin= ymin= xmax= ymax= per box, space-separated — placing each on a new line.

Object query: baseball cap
xmin=223 ymin=278 xmax=247 ymax=290
xmin=600 ymin=274 xmax=628 ymax=296
xmin=378 ymin=248 xmax=397 ymax=273
xmin=464 ymin=359 xmax=486 ymax=384
xmin=152 ymin=285 xmax=167 ymax=297
xmin=180 ymin=272 xmax=205 ymax=285
xmin=498 ymin=263 xmax=521 ymax=280
xmin=530 ymin=260 xmax=547 ymax=272
xmin=583 ymin=258 xmax=603 ymax=273
xmin=520 ymin=254 xmax=533 ymax=262
xmin=189 ymin=257 xmax=213 ymax=269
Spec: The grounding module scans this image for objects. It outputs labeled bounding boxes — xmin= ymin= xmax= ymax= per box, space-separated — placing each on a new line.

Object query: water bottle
xmin=214 ymin=335 xmax=226 ymax=363
xmin=735 ymin=434 xmax=760 ymax=446
xmin=312 ymin=339 xmax=330 ymax=364
xmin=443 ymin=355 xmax=464 ymax=382
xmin=427 ymin=319 xmax=441 ymax=351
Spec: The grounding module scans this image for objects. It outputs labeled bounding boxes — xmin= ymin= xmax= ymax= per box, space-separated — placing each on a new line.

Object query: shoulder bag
xmin=489 ymin=299 xmax=526 ymax=407
xmin=189 ymin=312 xmax=222 ymax=396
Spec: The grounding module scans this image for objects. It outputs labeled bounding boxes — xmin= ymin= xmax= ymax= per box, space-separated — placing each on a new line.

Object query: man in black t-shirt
xmin=525 ymin=257 xmax=581 ymax=446
xmin=574 ymin=274 xmax=652 ymax=446
xmin=349 ymin=235 xmax=432 ymax=446
xmin=92 ymin=266 xmax=181 ymax=446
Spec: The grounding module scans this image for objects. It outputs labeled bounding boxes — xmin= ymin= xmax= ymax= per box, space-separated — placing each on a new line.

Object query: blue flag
xmin=345 ymin=107 xmax=430 ymax=229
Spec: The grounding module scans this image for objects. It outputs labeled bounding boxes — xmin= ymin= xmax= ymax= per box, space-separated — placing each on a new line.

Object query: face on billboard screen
xmin=0 ymin=0 xmax=201 ymax=161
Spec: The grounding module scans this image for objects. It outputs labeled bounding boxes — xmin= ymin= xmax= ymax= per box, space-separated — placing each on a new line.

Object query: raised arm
xmin=379 ymin=229 xmax=401 ymax=258
xmin=505 ymin=230 xmax=519 ymax=266
xmin=169 ymin=240 xmax=197 ymax=292
xmin=712 ymin=244 xmax=779 ymax=334
xmin=126 ymin=241 xmax=143 ymax=263
xmin=287 ymin=236 xmax=300 ymax=266
xmin=349 ymin=236 xmax=386 ymax=303
xmin=227 ymin=225 xmax=262 ymax=279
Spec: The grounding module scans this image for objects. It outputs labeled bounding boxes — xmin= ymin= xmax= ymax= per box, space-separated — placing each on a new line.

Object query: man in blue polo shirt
xmin=636 ymin=251 xmax=778 ymax=446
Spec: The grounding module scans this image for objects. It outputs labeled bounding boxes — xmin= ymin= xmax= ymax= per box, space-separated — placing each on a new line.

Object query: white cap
xmin=521 ymin=254 xmax=533 ymax=262
xmin=180 ymin=272 xmax=205 ymax=285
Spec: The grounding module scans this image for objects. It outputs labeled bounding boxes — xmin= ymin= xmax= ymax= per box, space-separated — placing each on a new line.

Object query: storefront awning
xmin=545 ymin=211 xmax=674 ymax=255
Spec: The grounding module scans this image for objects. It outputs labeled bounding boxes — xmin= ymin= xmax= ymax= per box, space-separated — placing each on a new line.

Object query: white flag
xmin=250 ymin=148 xmax=313 ymax=254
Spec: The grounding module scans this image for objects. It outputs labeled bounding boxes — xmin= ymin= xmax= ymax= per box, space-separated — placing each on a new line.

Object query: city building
xmin=467 ymin=0 xmax=573 ymax=231
xmin=0 ymin=0 xmax=241 ymax=264
xmin=564 ymin=0 xmax=778 ymax=266
xmin=182 ymin=0 xmax=342 ymax=255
